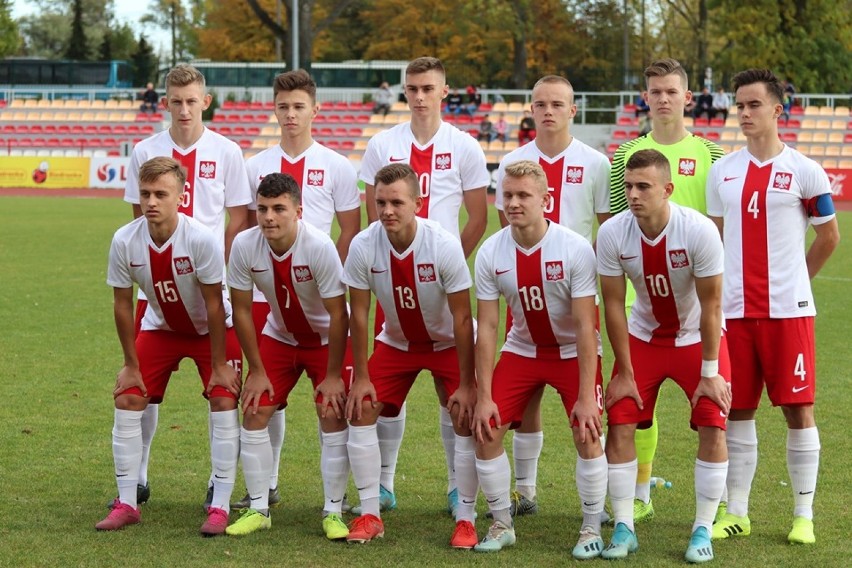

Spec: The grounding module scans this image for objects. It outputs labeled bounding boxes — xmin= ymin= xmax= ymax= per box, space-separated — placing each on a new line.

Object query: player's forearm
xmin=205 ymin=299 xmax=229 ymax=367
xmin=324 ymin=305 xmax=349 ymax=380
xmin=806 ymin=224 xmax=840 ymax=279
xmin=453 ymin=316 xmax=476 ymax=388
xmin=460 ymin=218 xmax=487 ymax=259
xmin=365 ymin=184 xmax=378 ymax=223
xmin=114 ymin=294 xmax=139 ymax=367
xmin=474 ymin=332 xmax=497 ymax=399
xmin=603 ymin=300 xmax=632 ymax=372
xmin=232 ymin=302 xmax=263 ymax=373
xmin=575 ymin=320 xmax=600 ymax=400
xmin=349 ymin=301 xmax=370 ymax=380
xmin=698 ymin=309 xmax=722 ymax=365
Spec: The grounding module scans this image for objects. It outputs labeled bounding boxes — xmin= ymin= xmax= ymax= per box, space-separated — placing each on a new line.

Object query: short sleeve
xmin=226 ymin=232 xmax=254 ymax=291
xmin=596 ymin=221 xmax=625 ymax=277
xmin=437 ymin=233 xmax=472 ymax=294
xmin=689 ymin=217 xmax=724 ymax=278
xmin=569 ymin=239 xmax=599 ymax=298
xmin=474 ymin=237 xmax=500 ymax=301
xmin=342 ymin=231 xmax=372 ymax=290
xmin=106 ymin=233 xmax=132 ymax=288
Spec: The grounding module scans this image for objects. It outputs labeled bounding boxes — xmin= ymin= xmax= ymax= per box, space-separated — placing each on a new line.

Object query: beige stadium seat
xmin=838 ymin=159 xmax=852 ymax=168
xmin=53 ymin=111 xmax=68 ymax=121
xmin=91 ymin=99 xmax=106 ymax=109
xmin=825 ymin=145 xmax=840 ymax=157
xmin=503 ymin=140 xmax=519 ymax=151
xmin=831 ymin=120 xmax=846 ymax=130
xmin=479 ymin=140 xmax=489 ymax=150
xmin=721 ymin=131 xmax=737 ymax=141
xmin=818 ymin=106 xmax=834 ymax=116
xmin=725 ymin=117 xmax=738 ymax=128
xmin=491 ymin=102 xmax=508 ymax=113
xmin=812 ymin=132 xmax=828 ymax=143
xmin=25 ymin=111 xmax=42 ymax=121
xmin=798 ymin=131 xmax=813 ymax=142
xmin=354 ymin=139 xmax=369 ymax=150
xmin=23 ymin=99 xmax=38 ymax=108
xmin=842 ymin=145 xmax=852 ymax=157
xmin=118 ymin=100 xmax=135 ymax=110
xmin=800 ymin=118 xmax=816 ymax=129
xmin=391 ymin=102 xmax=408 ymax=112
xmin=796 ymin=144 xmax=810 ymax=155
xmin=815 ymin=119 xmax=831 ymax=130
xmin=368 ymin=114 xmax=384 ymax=124
xmin=251 ymin=139 xmax=266 ymax=149
xmin=808 ymin=145 xmax=826 ymax=156
xmin=260 ymin=125 xmax=277 ymax=136
xmin=507 ymin=102 xmax=525 ymax=112
xmin=9 ymin=99 xmax=25 ymax=108
xmin=682 ymin=117 xmax=694 ymax=127
xmin=833 ymin=106 xmax=850 ymax=116
xmin=104 ymin=100 xmax=119 ymax=109
xmin=80 ymin=111 xmax=95 ymax=121
xmin=821 ymin=158 xmax=838 ymax=168
xmin=719 ymin=144 xmax=732 ymax=153
xmin=36 ymin=99 xmax=51 ymax=108
xmin=803 ymin=106 xmax=820 ymax=116
xmin=50 ymin=99 xmax=66 ymax=108
xmin=94 ymin=111 xmax=109 ymax=122
xmin=828 ymin=132 xmax=844 ymax=143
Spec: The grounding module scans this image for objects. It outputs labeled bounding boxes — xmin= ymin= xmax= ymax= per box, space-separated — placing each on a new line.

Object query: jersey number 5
xmin=154 ymin=280 xmax=179 ymax=303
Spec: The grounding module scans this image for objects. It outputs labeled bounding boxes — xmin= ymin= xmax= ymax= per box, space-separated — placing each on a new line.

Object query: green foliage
xmin=0 ymin=0 xmax=19 ymax=57
xmin=65 ymin=0 xmax=88 ymax=60
xmin=131 ymin=35 xmax=159 ymax=86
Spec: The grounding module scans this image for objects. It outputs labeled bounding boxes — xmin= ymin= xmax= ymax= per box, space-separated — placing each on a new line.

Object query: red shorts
xmin=607 ymin=335 xmax=731 ymax=430
xmin=726 ymin=317 xmax=815 ymax=409
xmin=367 ymin=341 xmax=460 ymax=417
xmin=252 ymin=301 xmax=271 ymax=344
xmin=491 ymin=351 xmax=603 ymax=429
xmin=121 ymin=328 xmax=243 ymax=403
xmin=254 ymin=335 xmax=354 ymax=408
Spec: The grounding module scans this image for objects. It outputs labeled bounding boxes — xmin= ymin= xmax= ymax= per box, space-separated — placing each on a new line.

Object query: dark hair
xmin=732 ymin=68 xmax=784 ymax=104
xmin=256 ymin=172 xmax=301 ymax=204
xmin=273 ymin=69 xmax=316 ymax=101
xmin=139 ymin=156 xmax=186 ymax=190
xmin=625 ymin=149 xmax=671 ymax=183
xmin=406 ymin=57 xmax=445 ymax=79
xmin=644 ymin=58 xmax=688 ymax=90
xmin=375 ymin=163 xmax=419 ymax=199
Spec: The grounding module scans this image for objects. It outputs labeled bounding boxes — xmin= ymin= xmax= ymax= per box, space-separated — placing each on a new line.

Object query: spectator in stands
xmin=634 ymin=88 xmax=650 ymax=117
xmin=712 ymin=86 xmax=731 ymax=121
xmin=373 ymin=81 xmax=394 ymax=116
xmin=447 ymin=88 xmax=472 ymax=116
xmin=477 ymin=113 xmax=496 ymax=142
xmin=783 ymin=78 xmax=798 ymax=106
xmin=518 ymin=110 xmax=536 ymax=145
xmin=466 ymin=84 xmax=481 ymax=110
xmin=781 ymin=91 xmax=792 ymax=122
xmin=693 ymin=86 xmax=714 ymax=119
xmin=139 ymin=82 xmax=159 ymax=113
xmin=494 ymin=113 xmax=509 ymax=141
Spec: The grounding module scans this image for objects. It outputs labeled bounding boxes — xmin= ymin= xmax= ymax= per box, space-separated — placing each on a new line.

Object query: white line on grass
xmin=815 ymin=275 xmax=852 ymax=282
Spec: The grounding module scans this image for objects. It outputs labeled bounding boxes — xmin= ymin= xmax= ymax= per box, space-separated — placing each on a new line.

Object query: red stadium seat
xmin=46 ymin=138 xmax=61 ymax=147
xmin=235 ymin=101 xmax=249 ymax=110
xmin=617 ymin=116 xmax=634 ymax=126
xmin=213 ymin=113 xmax=227 ymax=123
xmin=780 ymin=132 xmax=798 ymax=143
xmin=107 ymin=150 xmax=121 ymax=156
xmin=135 ymin=113 xmax=149 ymax=122
xmin=43 ymin=124 xmax=58 ymax=134
xmin=30 ymin=125 xmax=44 ymax=134
xmin=217 ymin=126 xmax=233 ymax=136
xmin=15 ymin=125 xmax=29 ymax=134
xmin=705 ymin=131 xmax=720 ymax=141
xmin=1 ymin=124 xmax=14 ymax=134
xmin=247 ymin=126 xmax=261 ymax=136
xmin=221 ymin=101 xmax=235 ymax=110
xmin=319 ymin=127 xmax=333 ymax=137
xmin=709 ymin=118 xmax=725 ymax=127
xmin=623 ymin=103 xmax=637 ymax=113
xmin=348 ymin=128 xmax=363 ymax=137
xmin=84 ymin=125 xmax=98 ymax=134
xmin=479 ymin=103 xmax=493 ymax=112
xmin=141 ymin=125 xmax=154 ymax=135
xmin=325 ymin=140 xmax=341 ymax=150
xmin=613 ymin=130 xmax=628 ymax=140
xmin=238 ymin=139 xmax=252 ymax=149
xmin=233 ymin=126 xmax=247 ymax=136
xmin=333 ymin=127 xmax=348 ymax=137
xmin=607 ymin=143 xmax=620 ymax=154
xmin=57 ymin=124 xmax=71 ymax=134
xmin=693 ymin=118 xmax=709 ymax=127
xmin=127 ymin=125 xmax=141 ymax=134
xmin=98 ymin=125 xmax=112 ymax=135
xmin=113 ymin=125 xmax=127 ymax=135
xmin=844 ymin=133 xmax=852 ymax=144
xmin=790 ymin=106 xmax=804 ymax=116
xmin=786 ymin=119 xmax=801 ymax=129
xmin=85 ymin=138 xmax=102 ymax=147
xmin=332 ymin=102 xmax=348 ymax=111
xmin=355 ymin=115 xmax=370 ymax=124
xmin=340 ymin=140 xmax=355 ymax=150
xmin=325 ymin=114 xmax=341 ymax=123
xmin=456 ymin=116 xmax=473 ymax=125
xmin=60 ymin=138 xmax=76 ymax=147
xmin=310 ymin=127 xmax=319 ymax=137
xmin=71 ymin=125 xmax=84 ymax=134
xmin=341 ymin=114 xmax=356 ymax=123
xmin=103 ymin=137 xmax=118 ymax=147
xmin=263 ymin=101 xmax=275 ymax=111
xmin=249 ymin=101 xmax=264 ymax=111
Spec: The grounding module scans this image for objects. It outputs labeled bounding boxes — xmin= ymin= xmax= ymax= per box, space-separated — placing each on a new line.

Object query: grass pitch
xmin=0 ymin=196 xmax=849 ymax=567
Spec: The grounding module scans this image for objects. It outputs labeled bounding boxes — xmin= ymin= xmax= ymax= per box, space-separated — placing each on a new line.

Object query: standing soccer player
xmin=343 ymin=164 xmax=477 ymax=546
xmin=122 ymin=64 xmax=251 ymax=510
xmin=706 ymin=69 xmax=839 ymax=545
xmin=97 ymin=157 xmax=242 ymax=535
xmin=598 ymin=149 xmax=730 ymax=562
xmin=491 ymin=75 xmax=611 ymax=516
xmin=225 ymin=173 xmax=352 ymax=539
xmin=474 ymin=160 xmax=607 ymax=557
xmin=237 ymin=69 xmax=361 ymax=510
xmin=358 ymin=56 xmax=489 ymax=515
xmin=607 ymin=58 xmax=725 ymax=522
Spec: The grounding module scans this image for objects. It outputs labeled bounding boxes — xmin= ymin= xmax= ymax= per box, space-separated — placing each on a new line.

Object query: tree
xmin=65 ymin=0 xmax=89 ymax=59
xmin=0 ymin=0 xmax=19 ymax=58
xmin=131 ymin=34 xmax=159 ymax=85
xmin=141 ymin=0 xmax=203 ymax=66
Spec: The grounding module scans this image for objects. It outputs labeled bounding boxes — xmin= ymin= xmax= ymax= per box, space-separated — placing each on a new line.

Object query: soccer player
xmin=343 ymin=163 xmax=477 ymax=546
xmin=97 ymin=157 xmax=242 ymax=535
xmin=607 ymin=58 xmax=725 ymax=523
xmin=122 ymin=64 xmax=251 ymax=510
xmin=706 ymin=69 xmax=839 ymax=545
xmin=358 ymin=56 xmax=489 ymax=516
xmin=473 ymin=160 xmax=607 ymax=556
xmin=491 ymin=75 xmax=611 ymax=516
xmin=236 ymin=69 xmax=361 ymax=510
xmin=225 ymin=173 xmax=352 ymax=539
xmin=597 ymin=149 xmax=730 ymax=562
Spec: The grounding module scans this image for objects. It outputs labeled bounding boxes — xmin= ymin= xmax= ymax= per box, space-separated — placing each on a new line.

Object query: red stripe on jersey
xmin=538 ymin=156 xmax=563 ymax=222
xmin=389 ymin=250 xmax=434 ymax=352
xmin=409 ymin=143 xmax=433 ymax=218
xmin=740 ymin=162 xmax=772 ymax=317
xmin=641 ymin=236 xmax=680 ymax=346
xmin=515 ymin=248 xmax=560 ymax=358
xmin=280 ymin=156 xmax=306 ymax=204
xmin=271 ymin=253 xmax=322 ymax=347
xmin=172 ymin=148 xmax=196 ymax=217
xmin=148 ymin=244 xmax=198 ymax=335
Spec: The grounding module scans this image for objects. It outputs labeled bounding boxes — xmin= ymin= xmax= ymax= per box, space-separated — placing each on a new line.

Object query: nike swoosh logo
xmin=486 ymin=497 xmax=500 ymax=504
xmin=792 ymin=385 xmax=809 ymax=393
xmin=371 ymin=267 xmax=388 ymax=273
xmin=250 ymin=267 xmax=269 ymax=273
xmin=130 ymin=262 xmax=146 ymax=267
xmin=619 ymin=254 xmax=638 ymax=260
xmin=798 ymin=490 xmax=814 ymax=495
xmin=330 ymin=498 xmax=342 ymax=503
xmin=116 ymin=474 xmax=128 ymax=478
xmin=723 ymin=176 xmax=740 ymax=182
xmin=583 ymin=501 xmax=599 ymax=507
xmin=356 ymin=486 xmax=368 ymax=491
xmin=214 ymin=474 xmax=226 ymax=479
xmin=250 ymin=496 xmax=262 ymax=501
xmin=495 ymin=268 xmax=512 ymax=275
xmin=389 ymin=156 xmax=406 ymax=162
xmin=462 ymin=499 xmax=475 ymax=504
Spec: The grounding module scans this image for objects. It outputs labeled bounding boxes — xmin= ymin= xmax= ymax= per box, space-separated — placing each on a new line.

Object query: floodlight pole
xmin=292 ymin=0 xmax=299 ymax=71
xmin=275 ymin=0 xmax=282 ymax=61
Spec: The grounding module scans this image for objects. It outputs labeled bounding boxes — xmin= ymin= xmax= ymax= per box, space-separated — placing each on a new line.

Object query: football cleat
xmin=486 ymin=490 xmax=538 ymax=518
xmin=474 ymin=520 xmax=516 ymax=552
xmin=96 ymin=501 xmax=141 ymax=531
xmin=200 ymin=506 xmax=229 ymax=537
xmin=225 ymin=509 xmax=271 ymax=536
xmin=323 ymin=513 xmax=349 ymax=540
xmin=346 ymin=514 xmax=385 ymax=544
xmin=450 ymin=520 xmax=478 ymax=549
xmin=787 ymin=516 xmax=815 ymax=544
xmin=106 ymin=483 xmax=150 ymax=510
xmin=572 ymin=525 xmax=604 ymax=560
xmin=231 ymin=487 xmax=281 ymax=510
xmin=685 ymin=526 xmax=714 ymax=563
xmin=350 ymin=485 xmax=397 ymax=516
xmin=711 ymin=513 xmax=751 ymax=540
xmin=601 ymin=522 xmax=639 ymax=559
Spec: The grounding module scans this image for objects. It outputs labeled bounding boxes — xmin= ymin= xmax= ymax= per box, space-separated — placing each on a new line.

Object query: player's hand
xmin=605 ymin=372 xmax=643 ymax=411
xmin=570 ymin=395 xmax=603 ymax=444
xmin=208 ymin=362 xmax=241 ymax=398
xmin=691 ymin=374 xmax=731 ymax=415
xmin=345 ymin=378 xmax=376 ymax=422
xmin=315 ymin=376 xmax=347 ymax=420
xmin=473 ymin=397 xmax=501 ymax=445
xmin=114 ymin=365 xmax=146 ymax=398
xmin=447 ymin=383 xmax=477 ymax=431
xmin=240 ymin=371 xmax=274 ymax=416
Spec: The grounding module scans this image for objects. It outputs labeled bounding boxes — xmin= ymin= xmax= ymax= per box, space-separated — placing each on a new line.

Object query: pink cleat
xmin=200 ymin=506 xmax=229 ymax=537
xmin=96 ymin=500 xmax=141 ymax=531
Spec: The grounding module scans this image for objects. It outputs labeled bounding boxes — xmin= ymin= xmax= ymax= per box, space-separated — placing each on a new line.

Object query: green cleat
xmin=787 ymin=517 xmax=815 ymax=544
xmin=323 ymin=513 xmax=349 ymax=540
xmin=474 ymin=520 xmax=516 ymax=552
xmin=685 ymin=526 xmax=714 ymax=563
xmin=601 ymin=522 xmax=639 ymax=559
xmin=231 ymin=487 xmax=281 ymax=510
xmin=225 ymin=509 xmax=271 ymax=536
xmin=634 ymin=498 xmax=654 ymax=523
xmin=572 ymin=526 xmax=604 ymax=560
xmin=713 ymin=502 xmax=727 ymax=524
xmin=711 ymin=513 xmax=750 ymax=540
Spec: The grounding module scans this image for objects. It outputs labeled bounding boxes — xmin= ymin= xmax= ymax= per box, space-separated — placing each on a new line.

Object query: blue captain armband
xmin=805 ymin=193 xmax=835 ymax=218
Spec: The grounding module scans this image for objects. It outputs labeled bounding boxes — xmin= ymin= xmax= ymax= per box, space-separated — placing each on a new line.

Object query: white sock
xmin=138 ymin=404 xmax=158 ymax=486
xmin=209 ymin=409 xmax=239 ymax=512
xmin=321 ymin=429 xmax=350 ymax=514
xmin=635 ymin=480 xmax=651 ymax=504
xmin=787 ymin=427 xmax=820 ymax=520
xmin=267 ymin=409 xmax=285 ymax=490
xmin=439 ymin=406 xmax=456 ymax=494
xmin=476 ymin=452 xmax=512 ymax=526
xmin=693 ymin=458 xmax=728 ymax=532
xmin=453 ymin=434 xmax=478 ymax=523
xmin=113 ymin=408 xmax=144 ymax=508
xmin=577 ymin=454 xmax=607 ymax=531
xmin=376 ymin=403 xmax=405 ymax=493
xmin=608 ymin=459 xmax=637 ymax=531
xmin=348 ymin=424 xmax=381 ymax=517
xmin=239 ymin=426 xmax=272 ymax=511
xmin=513 ymin=431 xmax=543 ymax=499
xmin=726 ymin=420 xmax=757 ymax=517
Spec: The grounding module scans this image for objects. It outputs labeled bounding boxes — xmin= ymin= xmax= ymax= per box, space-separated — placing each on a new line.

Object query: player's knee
xmin=781 ymin=404 xmax=815 ymax=429
xmin=209 ymin=396 xmax=238 ymax=412
xmin=114 ymin=394 xmax=147 ymax=411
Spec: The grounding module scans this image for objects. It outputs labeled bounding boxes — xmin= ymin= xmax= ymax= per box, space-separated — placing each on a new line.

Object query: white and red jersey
xmin=706 ymin=146 xmax=835 ymax=319
xmin=597 ymin=203 xmax=724 ymax=346
xmin=228 ymin=221 xmax=346 ymax=347
xmin=359 ymin=121 xmax=490 ymax=238
xmin=107 ymin=214 xmax=230 ymax=335
xmin=494 ymin=138 xmax=611 ymax=243
xmin=343 ymin=218 xmax=472 ymax=352
xmin=125 ymin=128 xmax=252 ymax=240
xmin=475 ymin=222 xmax=600 ymax=359
xmin=245 ymin=141 xmax=361 ymax=230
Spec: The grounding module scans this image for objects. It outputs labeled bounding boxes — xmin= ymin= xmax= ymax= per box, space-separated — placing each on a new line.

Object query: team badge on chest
xmin=199 ymin=161 xmax=216 ymax=179
xmin=669 ymin=249 xmax=689 ymax=269
xmin=417 ymin=263 xmax=436 ymax=282
xmin=678 ymin=158 xmax=696 ymax=176
xmin=545 ymin=261 xmax=564 ymax=281
xmin=565 ymin=166 xmax=584 ymax=184
xmin=772 ymin=172 xmax=792 ymax=190
xmin=435 ymin=153 xmax=452 ymax=170
xmin=293 ymin=265 xmax=313 ymax=282
xmin=307 ymin=169 xmax=325 ymax=186
xmin=173 ymin=256 xmax=194 ymax=275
